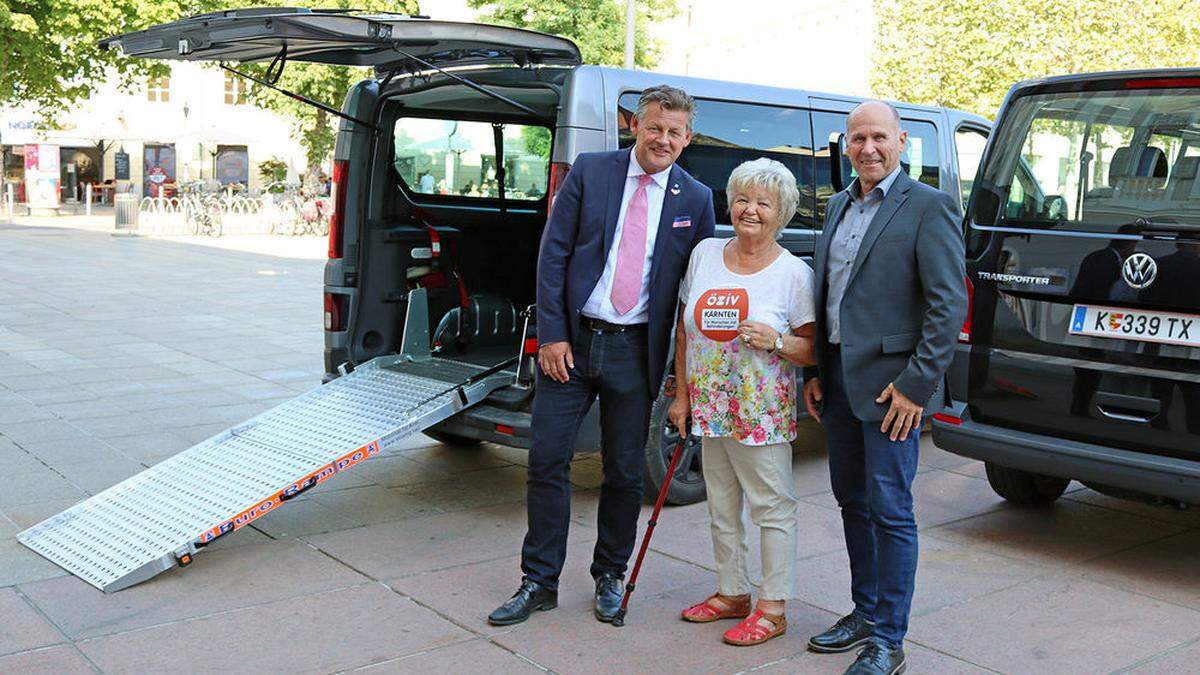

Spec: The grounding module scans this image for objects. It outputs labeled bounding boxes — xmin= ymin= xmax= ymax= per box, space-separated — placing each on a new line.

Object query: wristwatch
xmin=769 ymin=332 xmax=784 ymax=354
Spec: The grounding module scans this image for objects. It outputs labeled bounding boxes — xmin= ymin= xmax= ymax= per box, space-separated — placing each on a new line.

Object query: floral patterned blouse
xmin=678 ymin=238 xmax=815 ymax=446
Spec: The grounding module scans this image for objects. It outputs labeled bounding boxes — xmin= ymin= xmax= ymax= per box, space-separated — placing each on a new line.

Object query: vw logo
xmin=1122 ymin=252 xmax=1157 ymax=290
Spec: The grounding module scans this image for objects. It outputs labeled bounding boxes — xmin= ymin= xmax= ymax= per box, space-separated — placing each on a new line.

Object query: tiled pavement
xmin=2 ymin=220 xmax=1199 ymax=674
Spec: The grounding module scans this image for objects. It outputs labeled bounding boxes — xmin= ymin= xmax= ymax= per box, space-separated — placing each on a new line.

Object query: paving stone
xmin=356 ymin=638 xmax=546 ymax=674
xmin=20 ymin=538 xmax=368 ymax=640
xmin=0 ymin=514 xmax=18 ymax=540
xmin=0 ymin=587 xmax=64 ymax=656
xmin=0 ymin=418 xmax=91 ymax=445
xmin=1080 ymin=530 xmax=1200 ymax=611
xmin=399 ymin=444 xmax=516 ymax=473
xmin=907 ymin=574 xmax=1200 ymax=674
xmin=392 ymin=465 xmax=529 ymax=512
xmin=1062 ymin=488 xmax=1200 ymax=528
xmin=927 ymin=499 xmax=1188 ymax=567
xmin=792 ymin=533 xmax=1048 ymax=619
xmin=1125 ymin=636 xmax=1200 ymax=673
xmin=100 ymin=430 xmax=195 ymax=462
xmin=19 ymin=437 xmax=128 ymax=467
xmin=0 ymin=470 xmax=86 ymax=509
xmin=0 ymin=403 xmax=55 ymax=425
xmin=0 ymin=539 xmax=67 ymax=587
xmin=309 ymin=501 xmax=557 ymax=580
xmin=77 ymin=584 xmax=470 ymax=673
xmin=389 ymin=538 xmax=709 ymax=636
xmin=0 ymin=645 xmax=95 ymax=674
xmin=309 ymin=484 xmax=443 ymax=527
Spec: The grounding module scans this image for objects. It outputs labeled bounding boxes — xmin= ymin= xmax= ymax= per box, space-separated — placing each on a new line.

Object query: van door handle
xmin=1095 ymin=392 xmax=1160 ymax=424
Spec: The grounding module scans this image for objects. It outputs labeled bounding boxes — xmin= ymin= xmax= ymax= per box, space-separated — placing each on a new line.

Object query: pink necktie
xmin=611 ymin=174 xmax=654 ymax=315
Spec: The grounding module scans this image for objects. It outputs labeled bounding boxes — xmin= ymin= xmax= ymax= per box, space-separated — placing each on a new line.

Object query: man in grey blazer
xmin=802 ymin=101 xmax=967 ymax=675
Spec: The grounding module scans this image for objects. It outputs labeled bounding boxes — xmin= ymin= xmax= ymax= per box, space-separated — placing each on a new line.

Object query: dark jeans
xmin=520 ymin=325 xmax=650 ymax=589
xmin=823 ymin=351 xmax=920 ymax=647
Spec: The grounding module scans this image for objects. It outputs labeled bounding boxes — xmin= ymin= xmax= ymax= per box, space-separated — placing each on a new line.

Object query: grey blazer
xmin=805 ymin=171 xmax=967 ymax=422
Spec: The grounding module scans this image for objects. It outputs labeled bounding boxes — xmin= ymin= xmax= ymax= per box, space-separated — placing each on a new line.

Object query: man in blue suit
xmin=489 ymin=85 xmax=716 ymax=626
xmin=803 ymin=101 xmax=967 ymax=674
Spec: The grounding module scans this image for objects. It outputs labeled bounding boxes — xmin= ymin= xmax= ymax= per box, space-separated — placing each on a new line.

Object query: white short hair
xmin=725 ymin=158 xmax=799 ymax=237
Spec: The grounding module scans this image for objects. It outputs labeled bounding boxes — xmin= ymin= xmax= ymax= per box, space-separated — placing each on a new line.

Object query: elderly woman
xmin=669 ymin=157 xmax=816 ymax=646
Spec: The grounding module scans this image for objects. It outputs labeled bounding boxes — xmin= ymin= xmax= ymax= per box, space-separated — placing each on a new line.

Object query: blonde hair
xmin=725 ymin=158 xmax=799 ymax=237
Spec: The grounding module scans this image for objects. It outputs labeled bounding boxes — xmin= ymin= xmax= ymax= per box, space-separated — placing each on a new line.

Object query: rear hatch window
xmin=971 ymin=83 xmax=1200 ymax=235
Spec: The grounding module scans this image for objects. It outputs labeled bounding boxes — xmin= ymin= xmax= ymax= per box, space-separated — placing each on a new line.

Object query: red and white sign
xmin=694 ymin=287 xmax=749 ymax=342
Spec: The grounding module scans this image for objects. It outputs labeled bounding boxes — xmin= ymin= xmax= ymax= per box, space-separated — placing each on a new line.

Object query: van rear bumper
xmin=932 ymin=404 xmax=1200 ymax=504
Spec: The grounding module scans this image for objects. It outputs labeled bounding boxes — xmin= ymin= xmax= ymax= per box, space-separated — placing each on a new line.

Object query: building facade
xmin=1 ymin=62 xmax=309 ymax=209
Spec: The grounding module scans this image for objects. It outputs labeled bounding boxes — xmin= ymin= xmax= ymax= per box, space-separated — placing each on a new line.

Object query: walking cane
xmin=611 ymin=434 xmax=687 ymax=627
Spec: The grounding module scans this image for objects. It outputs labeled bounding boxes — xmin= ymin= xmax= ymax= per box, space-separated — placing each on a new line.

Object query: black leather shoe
xmin=808 ymin=611 xmax=876 ymax=653
xmin=593 ymin=573 xmax=624 ymax=622
xmin=487 ymin=579 xmax=557 ymax=626
xmin=845 ymin=641 xmax=906 ymax=675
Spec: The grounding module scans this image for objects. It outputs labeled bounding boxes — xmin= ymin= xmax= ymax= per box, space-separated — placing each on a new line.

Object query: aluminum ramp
xmin=17 ymin=354 xmax=515 ymax=593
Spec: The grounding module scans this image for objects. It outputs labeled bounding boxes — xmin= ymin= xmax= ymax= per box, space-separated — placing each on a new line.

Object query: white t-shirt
xmin=678 ymin=237 xmax=816 ymax=445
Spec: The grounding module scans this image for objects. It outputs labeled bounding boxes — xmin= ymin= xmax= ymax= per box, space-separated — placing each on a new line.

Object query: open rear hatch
xmin=99 ymin=7 xmax=581 ymax=72
xmin=966 ymin=70 xmax=1200 ymax=463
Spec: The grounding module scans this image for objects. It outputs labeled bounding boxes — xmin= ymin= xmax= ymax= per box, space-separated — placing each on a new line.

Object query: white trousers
xmin=701 ymin=435 xmax=798 ymax=600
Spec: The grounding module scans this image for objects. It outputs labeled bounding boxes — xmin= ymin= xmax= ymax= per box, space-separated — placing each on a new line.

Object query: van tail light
xmin=327 ymin=159 xmax=348 ymax=259
xmin=1124 ymin=77 xmax=1200 ymax=89
xmin=324 ymin=293 xmax=347 ymax=332
xmin=958 ymin=275 xmax=975 ymax=344
xmin=523 ymin=337 xmax=539 ymax=355
xmin=545 ymin=162 xmax=571 ymax=215
xmin=932 ymin=412 xmax=962 ymax=426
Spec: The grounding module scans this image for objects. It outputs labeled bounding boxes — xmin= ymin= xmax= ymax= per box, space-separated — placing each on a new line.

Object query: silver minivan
xmin=105 ymin=7 xmax=990 ymax=504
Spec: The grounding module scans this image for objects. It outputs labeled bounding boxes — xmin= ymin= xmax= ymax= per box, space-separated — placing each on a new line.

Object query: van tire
xmin=423 ymin=429 xmax=483 ymax=447
xmin=643 ymin=392 xmax=706 ymax=506
xmin=984 ymin=462 xmax=1069 ymax=506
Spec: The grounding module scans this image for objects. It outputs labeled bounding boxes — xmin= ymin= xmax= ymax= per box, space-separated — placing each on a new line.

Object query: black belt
xmin=580 ymin=315 xmax=647 ymax=333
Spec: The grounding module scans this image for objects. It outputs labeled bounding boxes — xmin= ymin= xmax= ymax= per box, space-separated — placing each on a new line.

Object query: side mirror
xmin=1044 ymin=195 xmax=1067 ymax=221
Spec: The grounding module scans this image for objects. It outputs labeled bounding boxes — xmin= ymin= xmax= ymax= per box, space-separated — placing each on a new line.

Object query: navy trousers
xmin=823 ymin=350 xmax=920 ymax=647
xmin=520 ymin=325 xmax=650 ymax=589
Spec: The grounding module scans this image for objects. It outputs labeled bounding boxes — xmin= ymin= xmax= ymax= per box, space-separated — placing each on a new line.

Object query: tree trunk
xmin=303 ymin=108 xmax=330 ymax=192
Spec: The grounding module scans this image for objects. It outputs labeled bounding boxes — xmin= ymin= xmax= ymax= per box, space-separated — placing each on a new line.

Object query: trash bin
xmin=114 ymin=193 xmax=138 ymax=231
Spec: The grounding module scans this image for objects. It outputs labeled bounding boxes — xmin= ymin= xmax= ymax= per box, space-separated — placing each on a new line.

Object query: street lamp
xmin=624 ymin=0 xmax=635 ymax=69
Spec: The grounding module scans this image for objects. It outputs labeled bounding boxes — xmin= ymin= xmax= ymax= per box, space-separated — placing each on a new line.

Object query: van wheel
xmin=984 ymin=462 xmax=1069 ymax=506
xmin=423 ymin=429 xmax=482 ymax=447
xmin=643 ymin=392 xmax=706 ymax=505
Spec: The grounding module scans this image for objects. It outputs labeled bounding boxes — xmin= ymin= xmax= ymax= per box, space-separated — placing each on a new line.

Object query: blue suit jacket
xmin=536 ymin=149 xmax=716 ymax=398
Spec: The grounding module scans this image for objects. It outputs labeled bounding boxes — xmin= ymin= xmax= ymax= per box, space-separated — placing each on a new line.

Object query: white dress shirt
xmin=582 ymin=149 xmax=672 ymax=324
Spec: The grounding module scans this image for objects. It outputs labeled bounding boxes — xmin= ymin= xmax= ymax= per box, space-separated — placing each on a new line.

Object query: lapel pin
xmin=670 ymin=184 xmax=681 ymax=195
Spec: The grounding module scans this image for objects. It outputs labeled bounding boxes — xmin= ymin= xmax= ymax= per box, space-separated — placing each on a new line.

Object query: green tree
xmin=0 ymin=0 xmax=177 ymax=113
xmin=467 ymin=0 xmax=679 ymax=68
xmin=872 ymin=0 xmax=1200 ymax=118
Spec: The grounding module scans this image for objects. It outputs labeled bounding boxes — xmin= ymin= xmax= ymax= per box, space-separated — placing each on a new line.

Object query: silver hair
xmin=725 ymin=158 xmax=799 ymax=238
xmin=634 ymin=84 xmax=696 ymax=130
xmin=847 ymin=99 xmax=901 ymax=130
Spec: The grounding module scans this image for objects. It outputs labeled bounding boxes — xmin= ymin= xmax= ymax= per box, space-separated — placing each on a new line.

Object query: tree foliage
xmin=0 ymin=0 xmax=176 ymax=113
xmin=872 ymin=0 xmax=1200 ymax=118
xmin=466 ymin=0 xmax=679 ymax=68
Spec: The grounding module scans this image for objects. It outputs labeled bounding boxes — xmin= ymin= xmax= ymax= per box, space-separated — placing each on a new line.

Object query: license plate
xmin=1069 ymin=304 xmax=1200 ymax=347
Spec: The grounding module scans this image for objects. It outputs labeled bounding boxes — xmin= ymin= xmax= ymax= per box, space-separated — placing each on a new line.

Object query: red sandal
xmin=680 ymin=593 xmax=752 ymax=623
xmin=722 ymin=609 xmax=788 ymax=646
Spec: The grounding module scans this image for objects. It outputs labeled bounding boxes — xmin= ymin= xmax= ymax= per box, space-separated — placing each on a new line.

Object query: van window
xmin=970 ymin=87 xmax=1200 ymax=233
xmin=617 ymin=95 xmax=816 ymax=228
xmin=392 ymin=118 xmax=550 ymax=200
xmin=955 ymin=126 xmax=988 ymax=211
xmin=811 ymin=111 xmax=942 ymax=223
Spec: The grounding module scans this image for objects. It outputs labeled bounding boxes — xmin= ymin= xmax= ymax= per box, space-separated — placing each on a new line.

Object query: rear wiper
xmin=1128 ymin=217 xmax=1200 ymax=235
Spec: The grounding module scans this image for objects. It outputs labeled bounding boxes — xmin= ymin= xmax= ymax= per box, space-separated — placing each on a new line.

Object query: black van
xmin=104 ymin=7 xmax=990 ymax=504
xmin=933 ymin=69 xmax=1200 ymax=507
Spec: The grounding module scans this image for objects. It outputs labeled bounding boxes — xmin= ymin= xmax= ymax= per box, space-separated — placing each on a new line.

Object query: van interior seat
xmin=1169 ymin=155 xmax=1200 ymax=200
xmin=1102 ymin=146 xmax=1169 ymax=201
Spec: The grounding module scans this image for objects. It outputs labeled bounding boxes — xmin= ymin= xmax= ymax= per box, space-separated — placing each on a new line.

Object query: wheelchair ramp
xmin=17 ymin=355 xmax=514 ymax=593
